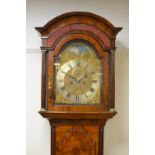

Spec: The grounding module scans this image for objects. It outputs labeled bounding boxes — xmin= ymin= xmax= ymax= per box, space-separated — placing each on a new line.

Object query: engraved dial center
xmin=64 ymin=67 xmax=92 ymax=96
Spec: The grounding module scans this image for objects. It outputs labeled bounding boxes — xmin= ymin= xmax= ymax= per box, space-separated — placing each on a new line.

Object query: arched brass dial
xmin=54 ymin=41 xmax=102 ymax=104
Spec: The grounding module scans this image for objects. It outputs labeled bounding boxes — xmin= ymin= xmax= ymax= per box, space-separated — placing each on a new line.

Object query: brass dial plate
xmin=54 ymin=41 xmax=103 ymax=104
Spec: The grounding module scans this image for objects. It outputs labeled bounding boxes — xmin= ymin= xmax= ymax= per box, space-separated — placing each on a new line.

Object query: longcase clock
xmin=35 ymin=12 xmax=122 ymax=155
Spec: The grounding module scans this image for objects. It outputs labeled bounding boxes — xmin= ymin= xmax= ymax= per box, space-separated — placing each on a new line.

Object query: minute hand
xmin=61 ymin=71 xmax=78 ymax=82
xmin=77 ymin=74 xmax=86 ymax=83
xmin=67 ymin=74 xmax=78 ymax=82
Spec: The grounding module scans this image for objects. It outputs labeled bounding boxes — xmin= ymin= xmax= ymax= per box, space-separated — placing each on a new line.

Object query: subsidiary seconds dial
xmin=56 ymin=59 xmax=101 ymax=104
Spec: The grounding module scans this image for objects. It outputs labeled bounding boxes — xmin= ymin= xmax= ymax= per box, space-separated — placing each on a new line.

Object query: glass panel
xmin=54 ymin=41 xmax=103 ymax=104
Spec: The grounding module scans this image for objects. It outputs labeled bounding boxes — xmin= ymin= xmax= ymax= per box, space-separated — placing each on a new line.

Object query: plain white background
xmin=0 ymin=0 xmax=155 ymax=155
xmin=26 ymin=0 xmax=128 ymax=155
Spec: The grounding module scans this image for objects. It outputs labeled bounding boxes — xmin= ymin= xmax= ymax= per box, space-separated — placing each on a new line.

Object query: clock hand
xmin=61 ymin=70 xmax=78 ymax=82
xmin=68 ymin=74 xmax=78 ymax=82
xmin=77 ymin=74 xmax=87 ymax=83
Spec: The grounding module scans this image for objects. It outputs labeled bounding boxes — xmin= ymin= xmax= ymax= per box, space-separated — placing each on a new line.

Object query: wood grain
xmin=36 ymin=12 xmax=122 ymax=155
xmin=56 ymin=126 xmax=99 ymax=155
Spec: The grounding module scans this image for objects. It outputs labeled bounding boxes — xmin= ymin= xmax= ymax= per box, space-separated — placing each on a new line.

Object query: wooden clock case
xmin=35 ymin=12 xmax=122 ymax=155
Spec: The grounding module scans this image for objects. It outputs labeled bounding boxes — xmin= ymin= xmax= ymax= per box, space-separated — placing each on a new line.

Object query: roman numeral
xmin=76 ymin=96 xmax=79 ymax=100
xmin=66 ymin=93 xmax=71 ymax=98
xmin=55 ymin=66 xmax=60 ymax=70
xmin=76 ymin=62 xmax=80 ymax=67
xmin=92 ymin=80 xmax=97 ymax=83
xmin=90 ymin=87 xmax=95 ymax=92
xmin=68 ymin=64 xmax=72 ymax=69
xmin=60 ymin=86 xmax=66 ymax=91
xmin=85 ymin=94 xmax=88 ymax=98
xmin=91 ymin=71 xmax=95 ymax=75
xmin=61 ymin=71 xmax=66 ymax=74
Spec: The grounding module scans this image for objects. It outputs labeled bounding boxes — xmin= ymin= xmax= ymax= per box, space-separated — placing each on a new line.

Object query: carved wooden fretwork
xmin=46 ymin=24 xmax=110 ymax=48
